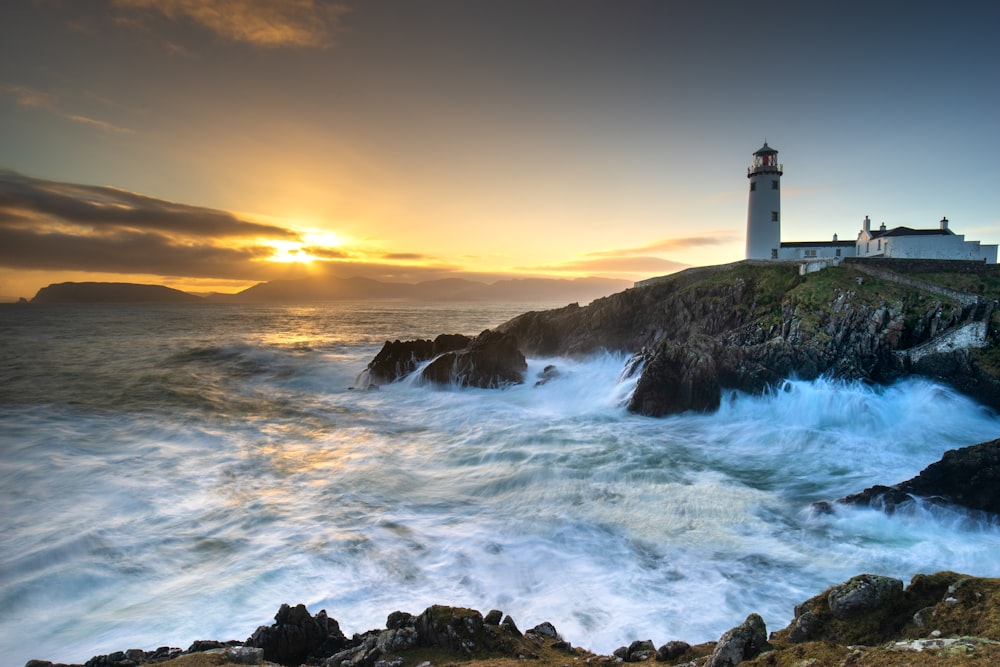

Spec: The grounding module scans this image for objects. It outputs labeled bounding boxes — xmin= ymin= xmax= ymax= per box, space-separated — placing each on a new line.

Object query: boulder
xmin=364 ymin=334 xmax=471 ymax=385
xmin=655 ymin=640 xmax=691 ymax=662
xmin=704 ymin=613 xmax=767 ymax=667
xmin=246 ymin=603 xmax=348 ymax=665
xmin=836 ymin=438 xmax=1000 ymax=515
xmin=421 ymin=330 xmax=527 ymax=388
xmin=413 ymin=605 xmax=488 ymax=654
xmin=828 ymin=574 xmax=904 ymax=619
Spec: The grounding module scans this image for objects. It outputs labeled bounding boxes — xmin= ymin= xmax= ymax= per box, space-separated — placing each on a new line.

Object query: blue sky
xmin=1 ymin=0 xmax=997 ymax=297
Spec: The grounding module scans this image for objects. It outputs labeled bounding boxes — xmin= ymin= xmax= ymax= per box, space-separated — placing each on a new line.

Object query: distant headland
xmin=17 ymin=275 xmax=631 ymax=305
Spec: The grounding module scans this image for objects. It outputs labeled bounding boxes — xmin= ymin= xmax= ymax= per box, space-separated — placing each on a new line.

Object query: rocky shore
xmin=25 ymin=570 xmax=1000 ymax=667
xmin=359 ymin=260 xmax=1000 ymax=416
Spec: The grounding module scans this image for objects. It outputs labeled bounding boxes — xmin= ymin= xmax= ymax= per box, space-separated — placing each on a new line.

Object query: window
xmin=805 ymin=249 xmax=817 ymax=258
xmin=750 ymin=181 xmax=756 ymax=191
xmin=770 ymin=248 xmax=778 ymax=259
xmin=771 ymin=211 xmax=779 ymax=222
xmin=771 ymin=180 xmax=779 ymax=190
xmin=836 ymin=249 xmax=842 ymax=257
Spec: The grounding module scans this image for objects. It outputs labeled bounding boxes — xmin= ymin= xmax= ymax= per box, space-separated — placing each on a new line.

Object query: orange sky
xmin=2 ymin=1 xmax=998 ymax=300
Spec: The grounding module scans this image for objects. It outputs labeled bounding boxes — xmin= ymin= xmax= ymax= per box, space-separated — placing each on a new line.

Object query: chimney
xmin=863 ymin=215 xmax=871 ymax=233
xmin=879 ymin=222 xmax=886 ymax=232
xmin=940 ymin=216 xmax=949 ymax=231
xmin=833 ymin=233 xmax=839 ymax=241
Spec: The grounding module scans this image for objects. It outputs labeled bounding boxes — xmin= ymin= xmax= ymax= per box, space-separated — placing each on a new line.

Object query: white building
xmin=744 ymin=142 xmax=995 ymax=264
xmin=856 ymin=215 xmax=997 ymax=263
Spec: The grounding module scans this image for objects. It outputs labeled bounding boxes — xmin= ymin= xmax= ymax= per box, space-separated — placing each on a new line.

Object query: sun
xmin=264 ymin=230 xmax=345 ymax=264
xmin=266 ymin=240 xmax=321 ymax=264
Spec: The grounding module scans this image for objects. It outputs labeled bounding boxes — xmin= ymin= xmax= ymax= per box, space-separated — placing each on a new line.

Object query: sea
xmin=1 ymin=301 xmax=999 ymax=665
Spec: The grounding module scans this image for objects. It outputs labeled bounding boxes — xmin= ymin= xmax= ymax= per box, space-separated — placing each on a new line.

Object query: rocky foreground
xmin=25 ymin=571 xmax=1000 ymax=667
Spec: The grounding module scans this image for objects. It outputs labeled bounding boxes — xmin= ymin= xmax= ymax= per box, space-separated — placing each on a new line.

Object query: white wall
xmin=746 ymin=173 xmax=781 ymax=259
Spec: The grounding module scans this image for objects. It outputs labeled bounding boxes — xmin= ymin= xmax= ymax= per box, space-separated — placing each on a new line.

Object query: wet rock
xmin=534 ymin=364 xmax=560 ymax=386
xmin=363 ymin=334 xmax=472 ymax=386
xmin=837 ymin=438 xmax=1000 ymax=516
xmin=704 ymin=613 xmax=767 ymax=667
xmin=246 ymin=603 xmax=348 ymax=665
xmin=422 ymin=330 xmax=527 ymax=388
xmin=655 ymin=640 xmax=691 ymax=662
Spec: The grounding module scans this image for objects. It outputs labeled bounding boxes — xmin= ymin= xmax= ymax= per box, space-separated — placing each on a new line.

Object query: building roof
xmin=871 ymin=226 xmax=953 ymax=238
xmin=753 ymin=142 xmax=778 ymax=155
xmin=781 ymin=240 xmax=856 ymax=248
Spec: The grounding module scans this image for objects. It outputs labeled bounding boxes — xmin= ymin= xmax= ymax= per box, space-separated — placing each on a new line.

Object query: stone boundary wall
xmin=844 ymin=257 xmax=997 ymax=276
xmin=842 ymin=258 xmax=988 ymax=307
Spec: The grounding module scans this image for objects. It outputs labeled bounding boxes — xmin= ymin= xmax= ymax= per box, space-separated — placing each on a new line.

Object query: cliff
xmin=495 ymin=260 xmax=1000 ymax=416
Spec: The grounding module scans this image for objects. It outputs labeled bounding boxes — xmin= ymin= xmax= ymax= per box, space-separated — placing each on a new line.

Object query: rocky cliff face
xmin=498 ymin=261 xmax=999 ymax=416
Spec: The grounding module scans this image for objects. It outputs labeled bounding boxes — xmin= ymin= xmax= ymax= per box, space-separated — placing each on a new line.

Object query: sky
xmin=1 ymin=0 xmax=998 ymax=299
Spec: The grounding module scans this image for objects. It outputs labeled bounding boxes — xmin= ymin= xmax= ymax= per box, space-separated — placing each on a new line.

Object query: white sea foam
xmin=1 ymin=303 xmax=999 ymax=663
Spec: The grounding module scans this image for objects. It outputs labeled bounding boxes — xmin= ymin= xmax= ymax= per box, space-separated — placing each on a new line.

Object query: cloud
xmin=0 ymin=170 xmax=301 ymax=279
xmin=587 ymin=233 xmax=740 ymax=258
xmin=521 ymin=256 xmax=690 ymax=275
xmin=0 ymin=170 xmax=296 ymax=239
xmin=2 ymin=84 xmax=135 ymax=134
xmin=381 ymin=252 xmax=426 ymax=261
xmin=112 ymin=0 xmax=350 ymax=48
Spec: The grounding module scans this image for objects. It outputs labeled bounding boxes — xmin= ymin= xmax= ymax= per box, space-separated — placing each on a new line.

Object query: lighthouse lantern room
xmin=745 ymin=142 xmax=783 ymax=260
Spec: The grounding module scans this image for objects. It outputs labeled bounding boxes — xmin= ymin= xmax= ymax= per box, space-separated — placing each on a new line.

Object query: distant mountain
xmin=27 ymin=275 xmax=634 ymax=305
xmin=221 ymin=275 xmax=631 ymax=304
xmin=31 ymin=282 xmax=203 ymax=304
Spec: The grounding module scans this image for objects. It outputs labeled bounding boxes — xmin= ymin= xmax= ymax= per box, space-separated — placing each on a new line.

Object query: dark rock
xmin=704 ymin=613 xmax=767 ymax=667
xmin=246 ymin=603 xmax=348 ymax=665
xmin=386 ymin=611 xmax=415 ymax=630
xmin=527 ymin=622 xmax=559 ymax=639
xmin=627 ymin=335 xmax=723 ymax=415
xmin=837 ymin=438 xmax=1000 ymax=515
xmin=626 ymin=639 xmax=655 ymax=661
xmin=534 ymin=364 xmax=560 ymax=386
xmin=500 ymin=614 xmax=522 ymax=636
xmin=422 ymin=330 xmax=527 ymax=388
xmin=364 ymin=334 xmax=472 ymax=385
xmin=655 ymin=640 xmax=691 ymax=661
xmin=186 ymin=639 xmax=226 ymax=652
xmin=828 ymin=574 xmax=904 ymax=619
xmin=484 ymin=609 xmax=504 ymax=625
xmin=414 ymin=605 xmax=490 ymax=654
xmin=787 ymin=610 xmax=822 ymax=643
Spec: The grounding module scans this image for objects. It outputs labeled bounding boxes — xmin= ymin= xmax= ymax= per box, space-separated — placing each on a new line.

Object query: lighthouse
xmin=745 ymin=142 xmax=783 ymax=259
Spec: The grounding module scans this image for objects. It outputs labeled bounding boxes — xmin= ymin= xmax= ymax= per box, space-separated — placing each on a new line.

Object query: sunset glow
xmin=1 ymin=2 xmax=998 ymax=300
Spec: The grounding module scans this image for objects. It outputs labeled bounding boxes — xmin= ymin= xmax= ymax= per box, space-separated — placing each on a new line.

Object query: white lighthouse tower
xmin=745 ymin=142 xmax=783 ymax=259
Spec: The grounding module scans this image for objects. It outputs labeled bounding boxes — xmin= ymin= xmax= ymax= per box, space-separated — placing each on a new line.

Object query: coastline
xmin=27 ymin=570 xmax=1000 ymax=667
